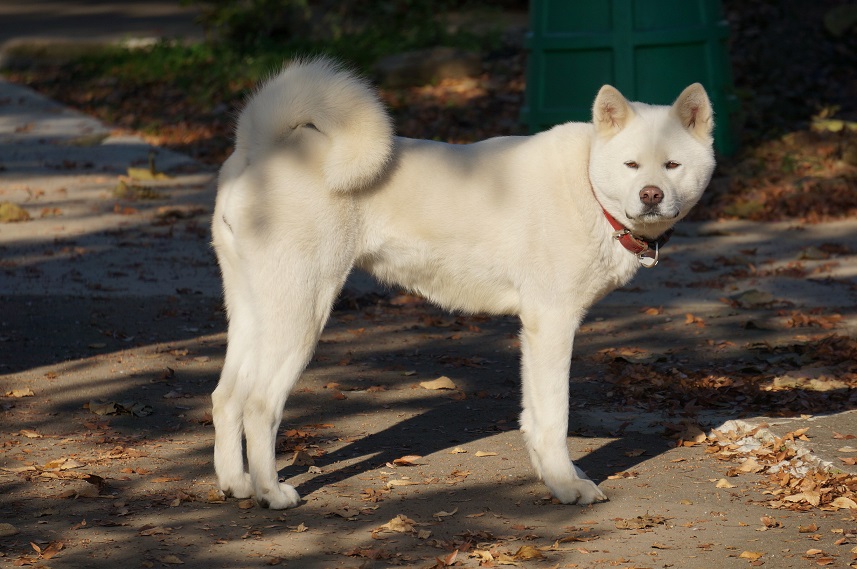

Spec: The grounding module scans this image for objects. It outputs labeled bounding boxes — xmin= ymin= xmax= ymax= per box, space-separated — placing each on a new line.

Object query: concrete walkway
xmin=0 ymin=4 xmax=856 ymax=567
xmin=0 ymin=0 xmax=203 ymax=45
xmin=2 ymin=73 xmax=856 ymax=569
xmin=0 ymin=0 xmax=204 ymax=68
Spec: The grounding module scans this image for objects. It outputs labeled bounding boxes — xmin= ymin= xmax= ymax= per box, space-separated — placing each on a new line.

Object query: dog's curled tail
xmin=235 ymin=57 xmax=394 ymax=192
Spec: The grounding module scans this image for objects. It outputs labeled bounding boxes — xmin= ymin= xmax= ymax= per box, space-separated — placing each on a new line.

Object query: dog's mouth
xmin=628 ymin=206 xmax=680 ymax=221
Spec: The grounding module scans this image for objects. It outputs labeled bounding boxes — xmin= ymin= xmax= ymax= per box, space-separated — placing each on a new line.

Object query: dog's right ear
xmin=593 ymin=85 xmax=634 ymax=137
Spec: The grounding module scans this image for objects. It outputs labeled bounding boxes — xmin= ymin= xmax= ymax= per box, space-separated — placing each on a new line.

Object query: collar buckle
xmin=600 ymin=206 xmax=671 ymax=268
xmin=638 ymin=242 xmax=659 ymax=268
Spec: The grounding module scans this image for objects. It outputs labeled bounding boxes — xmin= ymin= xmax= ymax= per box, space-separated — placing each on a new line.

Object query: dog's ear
xmin=672 ymin=83 xmax=714 ymax=142
xmin=592 ymin=85 xmax=634 ymax=136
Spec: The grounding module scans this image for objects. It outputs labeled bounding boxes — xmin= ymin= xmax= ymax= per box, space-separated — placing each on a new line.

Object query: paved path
xmin=0 ymin=0 xmax=203 ymax=68
xmin=2 ymin=74 xmax=856 ymax=569
xmin=0 ymin=0 xmax=202 ymax=45
xmin=1 ymin=7 xmax=856 ymax=566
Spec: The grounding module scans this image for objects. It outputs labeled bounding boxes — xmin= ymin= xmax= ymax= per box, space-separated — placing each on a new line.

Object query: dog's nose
xmin=639 ymin=186 xmax=664 ymax=206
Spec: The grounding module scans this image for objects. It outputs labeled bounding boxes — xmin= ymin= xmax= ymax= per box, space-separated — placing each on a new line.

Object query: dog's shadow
xmin=270 ymin=291 xmax=857 ymax=504
xmin=270 ymin=302 xmax=686 ymax=503
xmin=281 ymin=392 xmax=672 ymax=501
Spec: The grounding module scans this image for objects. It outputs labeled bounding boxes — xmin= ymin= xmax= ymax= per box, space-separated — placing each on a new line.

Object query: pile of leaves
xmin=706 ymin=424 xmax=857 ymax=514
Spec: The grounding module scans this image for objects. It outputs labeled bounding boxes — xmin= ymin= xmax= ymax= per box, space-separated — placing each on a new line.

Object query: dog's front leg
xmin=518 ymin=309 xmax=607 ymax=505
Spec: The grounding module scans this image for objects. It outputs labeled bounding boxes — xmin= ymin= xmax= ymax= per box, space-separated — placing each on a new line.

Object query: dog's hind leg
xmin=518 ymin=307 xmax=607 ymax=505
xmin=240 ymin=254 xmax=350 ymax=509
xmin=211 ymin=275 xmax=255 ymax=499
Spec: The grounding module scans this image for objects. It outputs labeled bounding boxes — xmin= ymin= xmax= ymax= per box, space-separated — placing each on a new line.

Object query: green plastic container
xmin=522 ymin=0 xmax=738 ymax=155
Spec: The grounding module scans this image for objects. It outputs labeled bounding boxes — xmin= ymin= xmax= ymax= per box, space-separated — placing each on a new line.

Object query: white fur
xmin=211 ymin=58 xmax=715 ymax=509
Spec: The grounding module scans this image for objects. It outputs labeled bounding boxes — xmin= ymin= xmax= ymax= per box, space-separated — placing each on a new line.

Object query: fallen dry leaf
xmin=438 ymin=550 xmax=459 ymax=566
xmin=732 ymin=289 xmax=775 ymax=308
xmin=736 ymin=457 xmax=764 ymax=473
xmin=674 ymin=421 xmax=707 ymax=445
xmin=344 ymin=546 xmax=391 ymax=560
xmin=392 ymin=455 xmax=423 ymax=466
xmin=373 ymin=514 xmax=416 ymax=536
xmin=785 ymin=491 xmax=822 ymax=506
xmin=151 ymin=476 xmax=181 ymax=483
xmin=291 ymin=450 xmax=315 ymax=466
xmin=470 ymin=549 xmax=495 ymax=564
xmin=513 ymin=545 xmax=544 ymax=560
xmin=0 ymin=201 xmax=31 ymax=222
xmin=386 ymin=479 xmax=418 ymax=489
xmin=127 ymin=161 xmax=171 ymax=183
xmin=43 ymin=457 xmax=85 ymax=471
xmin=88 ymin=400 xmax=153 ymax=417
xmin=607 ymin=471 xmax=639 ymax=480
xmin=361 ymin=487 xmax=388 ymax=502
xmin=685 ymin=312 xmax=705 ymax=326
xmin=39 ymin=207 xmax=62 ymax=218
xmin=419 ymin=376 xmax=457 ymax=390
xmin=389 ymin=294 xmax=425 ymax=306
xmin=327 ymin=508 xmax=359 ymax=521
xmin=6 ymin=388 xmax=34 ymax=398
xmin=739 ymin=551 xmax=764 ymax=560
xmin=0 ymin=523 xmax=19 ymax=537
xmin=615 ymin=514 xmax=667 ymax=530
xmin=433 ymin=507 xmax=458 ymax=520
xmin=716 ymin=478 xmax=737 ymax=489
xmin=831 ymin=496 xmax=857 ymax=509
xmin=38 ymin=542 xmax=64 ymax=561
xmin=475 ymin=451 xmax=498 ymax=457
xmin=139 ymin=525 xmax=173 ymax=536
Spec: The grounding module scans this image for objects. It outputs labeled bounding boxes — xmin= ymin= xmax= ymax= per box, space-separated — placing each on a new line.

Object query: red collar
xmin=601 ymin=208 xmax=673 ymax=268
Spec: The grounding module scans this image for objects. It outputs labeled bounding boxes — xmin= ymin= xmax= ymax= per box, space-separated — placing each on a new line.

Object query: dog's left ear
xmin=672 ymin=83 xmax=714 ymax=142
xmin=593 ymin=85 xmax=635 ymax=137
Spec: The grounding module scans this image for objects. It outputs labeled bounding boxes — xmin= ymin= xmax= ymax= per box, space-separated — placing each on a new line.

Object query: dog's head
xmin=588 ymin=84 xmax=716 ymax=239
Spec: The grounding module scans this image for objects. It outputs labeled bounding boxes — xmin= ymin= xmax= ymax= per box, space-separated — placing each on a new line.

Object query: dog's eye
xmin=624 ymin=161 xmax=639 ymax=169
xmin=665 ymin=161 xmax=681 ymax=170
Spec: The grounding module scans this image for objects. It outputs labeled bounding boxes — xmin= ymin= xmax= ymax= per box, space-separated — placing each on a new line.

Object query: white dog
xmin=211 ymin=58 xmax=715 ymax=509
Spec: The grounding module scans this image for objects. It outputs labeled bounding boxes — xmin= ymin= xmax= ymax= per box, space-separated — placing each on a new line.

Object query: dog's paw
xmin=220 ymin=472 xmax=253 ymax=499
xmin=549 ymin=478 xmax=608 ymax=505
xmin=256 ymin=482 xmax=301 ymax=510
